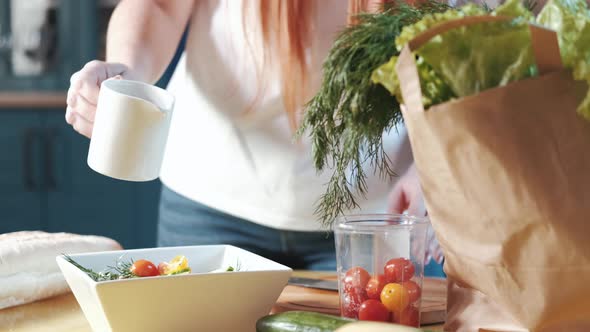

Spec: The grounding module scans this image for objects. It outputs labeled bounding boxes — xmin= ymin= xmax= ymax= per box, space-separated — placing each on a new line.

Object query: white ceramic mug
xmin=87 ymin=79 xmax=175 ymax=182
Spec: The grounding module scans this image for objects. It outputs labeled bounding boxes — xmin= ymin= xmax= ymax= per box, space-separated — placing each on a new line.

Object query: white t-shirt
xmin=159 ymin=0 xmax=413 ymax=231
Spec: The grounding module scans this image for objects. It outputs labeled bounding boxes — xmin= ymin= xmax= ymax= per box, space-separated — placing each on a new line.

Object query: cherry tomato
xmin=402 ymin=280 xmax=421 ymax=304
xmin=341 ymin=286 xmax=367 ymax=318
xmin=358 ymin=299 xmax=390 ymax=322
xmin=157 ymin=262 xmax=169 ymax=275
xmin=343 ymin=267 xmax=371 ymax=294
xmin=384 ymin=258 xmax=415 ymax=283
xmin=394 ymin=305 xmax=420 ymax=327
xmin=166 ymin=255 xmax=191 ymax=274
xmin=365 ymin=274 xmax=387 ymax=300
xmin=130 ymin=259 xmax=159 ymax=277
xmin=380 ymin=283 xmax=410 ymax=313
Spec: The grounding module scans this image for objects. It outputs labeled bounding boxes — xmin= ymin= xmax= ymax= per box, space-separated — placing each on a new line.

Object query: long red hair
xmin=244 ymin=0 xmax=382 ymax=130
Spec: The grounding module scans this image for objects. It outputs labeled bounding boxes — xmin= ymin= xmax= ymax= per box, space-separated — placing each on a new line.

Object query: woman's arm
xmin=106 ymin=0 xmax=194 ymax=83
xmin=65 ymin=0 xmax=194 ymax=138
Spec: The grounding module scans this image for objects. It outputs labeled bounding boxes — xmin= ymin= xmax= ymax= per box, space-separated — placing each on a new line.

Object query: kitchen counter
xmin=0 ymin=92 xmax=66 ymax=108
xmin=0 ymin=271 xmax=445 ymax=332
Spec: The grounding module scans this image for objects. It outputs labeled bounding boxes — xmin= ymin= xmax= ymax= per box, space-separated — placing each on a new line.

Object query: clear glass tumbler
xmin=334 ymin=214 xmax=430 ymax=327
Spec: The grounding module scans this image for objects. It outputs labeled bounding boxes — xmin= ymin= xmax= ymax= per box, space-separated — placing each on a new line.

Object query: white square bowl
xmin=56 ymin=245 xmax=292 ymax=332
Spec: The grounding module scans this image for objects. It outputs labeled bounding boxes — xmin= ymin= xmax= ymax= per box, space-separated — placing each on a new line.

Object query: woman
xmin=65 ymin=0 xmax=437 ymax=271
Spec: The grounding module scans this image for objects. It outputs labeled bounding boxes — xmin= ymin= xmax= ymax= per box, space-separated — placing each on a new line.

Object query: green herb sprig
xmin=226 ymin=259 xmax=242 ymax=272
xmin=62 ymin=254 xmax=135 ymax=282
xmin=298 ymin=1 xmax=452 ymax=227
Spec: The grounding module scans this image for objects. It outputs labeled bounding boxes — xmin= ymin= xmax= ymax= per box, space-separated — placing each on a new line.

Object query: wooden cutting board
xmin=271 ymin=277 xmax=447 ymax=325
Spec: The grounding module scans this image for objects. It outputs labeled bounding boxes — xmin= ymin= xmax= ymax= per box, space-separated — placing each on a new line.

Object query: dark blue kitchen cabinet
xmin=0 ymin=111 xmax=44 ymax=232
xmin=43 ymin=111 xmax=146 ymax=248
xmin=0 ymin=108 xmax=162 ymax=249
xmin=0 ymin=0 xmax=180 ymax=248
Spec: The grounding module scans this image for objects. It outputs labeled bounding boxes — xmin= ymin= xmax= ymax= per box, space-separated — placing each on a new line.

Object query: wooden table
xmin=0 ymin=272 xmax=445 ymax=332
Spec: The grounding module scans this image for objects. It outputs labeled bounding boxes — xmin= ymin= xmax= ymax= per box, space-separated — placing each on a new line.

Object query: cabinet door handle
xmin=44 ymin=128 xmax=58 ymax=191
xmin=22 ymin=128 xmax=36 ymax=192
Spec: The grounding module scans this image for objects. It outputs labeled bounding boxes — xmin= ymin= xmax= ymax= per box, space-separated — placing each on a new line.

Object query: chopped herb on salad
xmin=63 ymin=254 xmax=240 ymax=282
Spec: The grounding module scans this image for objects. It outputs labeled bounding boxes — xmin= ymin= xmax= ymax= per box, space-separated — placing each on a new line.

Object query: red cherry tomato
xmin=384 ymin=258 xmax=415 ymax=283
xmin=358 ymin=299 xmax=390 ymax=322
xmin=130 ymin=259 xmax=159 ymax=277
xmin=380 ymin=283 xmax=410 ymax=313
xmin=402 ymin=280 xmax=421 ymax=304
xmin=341 ymin=286 xmax=367 ymax=318
xmin=343 ymin=267 xmax=371 ymax=294
xmin=341 ymin=298 xmax=357 ymax=318
xmin=394 ymin=305 xmax=420 ymax=327
xmin=365 ymin=274 xmax=387 ymax=300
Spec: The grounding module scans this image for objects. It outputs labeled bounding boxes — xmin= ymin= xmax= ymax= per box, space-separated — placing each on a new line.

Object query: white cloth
xmin=159 ymin=0 xmax=412 ymax=231
xmin=0 ymin=231 xmax=121 ymax=310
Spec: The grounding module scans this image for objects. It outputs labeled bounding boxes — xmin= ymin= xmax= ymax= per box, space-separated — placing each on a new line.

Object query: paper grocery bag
xmin=396 ymin=16 xmax=590 ymax=332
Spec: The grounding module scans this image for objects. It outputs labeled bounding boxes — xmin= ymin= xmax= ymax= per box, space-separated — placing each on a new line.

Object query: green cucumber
xmin=256 ymin=311 xmax=354 ymax=332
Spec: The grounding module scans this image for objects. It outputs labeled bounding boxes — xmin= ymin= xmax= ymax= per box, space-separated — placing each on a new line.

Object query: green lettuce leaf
xmin=394 ymin=4 xmax=488 ymax=51
xmin=416 ymin=58 xmax=456 ymax=106
xmin=415 ymin=18 xmax=535 ymax=98
xmin=493 ymin=0 xmax=535 ymax=20
xmin=372 ymin=0 xmax=537 ymax=109
xmin=370 ymin=56 xmax=403 ymax=102
xmin=538 ymin=0 xmax=590 ymax=120
xmin=371 ymin=5 xmax=483 ymax=107
xmin=370 ymin=55 xmax=455 ymax=106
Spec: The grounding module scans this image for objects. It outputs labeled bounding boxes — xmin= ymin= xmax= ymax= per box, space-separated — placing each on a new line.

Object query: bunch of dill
xmin=299 ymin=1 xmax=452 ymax=226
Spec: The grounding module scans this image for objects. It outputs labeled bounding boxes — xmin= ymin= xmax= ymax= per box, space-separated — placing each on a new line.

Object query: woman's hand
xmin=65 ymin=61 xmax=132 ymax=138
xmin=388 ymin=163 xmax=444 ymax=264
xmin=387 ymin=163 xmax=425 ymax=216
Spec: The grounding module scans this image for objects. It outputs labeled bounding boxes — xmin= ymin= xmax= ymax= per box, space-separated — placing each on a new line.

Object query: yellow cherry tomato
xmin=380 ymin=283 xmax=410 ymax=313
xmin=162 ymin=255 xmax=191 ymax=275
